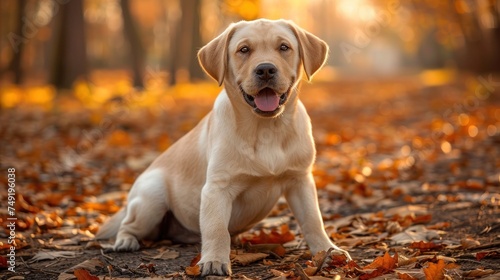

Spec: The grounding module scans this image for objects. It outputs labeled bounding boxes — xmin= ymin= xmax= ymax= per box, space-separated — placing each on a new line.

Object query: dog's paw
xmin=113 ymin=234 xmax=141 ymax=251
xmin=200 ymin=261 xmax=232 ymax=277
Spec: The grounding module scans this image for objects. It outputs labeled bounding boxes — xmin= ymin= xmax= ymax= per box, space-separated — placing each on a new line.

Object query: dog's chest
xmin=240 ymin=131 xmax=312 ymax=177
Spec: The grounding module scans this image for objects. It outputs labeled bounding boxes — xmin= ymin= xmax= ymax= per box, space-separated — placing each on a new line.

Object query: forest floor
xmin=1 ymin=72 xmax=499 ymax=279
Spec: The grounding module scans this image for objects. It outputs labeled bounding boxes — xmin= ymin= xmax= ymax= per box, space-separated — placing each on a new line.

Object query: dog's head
xmin=198 ymin=19 xmax=328 ymax=118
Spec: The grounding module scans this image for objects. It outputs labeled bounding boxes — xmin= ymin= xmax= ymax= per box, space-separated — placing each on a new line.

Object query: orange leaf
xmin=359 ymin=268 xmax=386 ymax=280
xmin=423 ymin=259 xmax=446 ymax=280
xmin=409 ymin=241 xmax=443 ymax=252
xmin=412 ymin=214 xmax=432 ymax=224
xmin=476 ymin=251 xmax=500 ymax=261
xmin=190 ymin=253 xmax=201 ymax=266
xmin=329 ymin=254 xmax=348 ymax=267
xmin=185 ymin=265 xmax=201 ymax=276
xmin=363 ymin=252 xmax=398 ymax=271
xmin=241 ymin=225 xmax=295 ymax=245
xmin=74 ymin=268 xmax=99 ymax=280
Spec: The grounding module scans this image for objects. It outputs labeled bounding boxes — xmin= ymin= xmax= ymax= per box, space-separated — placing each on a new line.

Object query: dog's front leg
xmin=285 ymin=174 xmax=352 ymax=260
xmin=198 ymin=179 xmax=233 ymax=276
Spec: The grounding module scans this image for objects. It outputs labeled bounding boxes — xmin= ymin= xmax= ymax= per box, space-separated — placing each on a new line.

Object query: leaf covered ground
xmin=0 ymin=72 xmax=499 ymax=279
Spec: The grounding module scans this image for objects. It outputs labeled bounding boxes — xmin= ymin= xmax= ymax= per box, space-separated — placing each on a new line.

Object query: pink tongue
xmin=254 ymin=89 xmax=279 ymax=112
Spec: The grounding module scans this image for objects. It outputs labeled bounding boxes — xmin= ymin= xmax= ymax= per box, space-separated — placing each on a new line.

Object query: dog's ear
xmin=198 ymin=24 xmax=236 ymax=86
xmin=286 ymin=21 xmax=329 ymax=81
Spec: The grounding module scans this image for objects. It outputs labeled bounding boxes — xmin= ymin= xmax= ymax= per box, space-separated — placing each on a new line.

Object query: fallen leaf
xmin=409 ymin=241 xmax=444 ymax=252
xmin=390 ymin=225 xmax=442 ymax=245
xmin=231 ymin=252 xmax=269 ymax=265
xmin=143 ymin=249 xmax=179 ymax=260
xmin=74 ymin=269 xmax=99 ymax=280
xmin=64 ymin=258 xmax=105 ymax=273
xmin=423 ymin=259 xmax=445 ymax=280
xmin=461 ymin=237 xmax=480 ymax=249
xmin=304 ymin=266 xmax=318 ymax=276
xmin=137 ymin=263 xmax=156 ymax=273
xmin=359 ymin=269 xmax=386 ymax=280
xmin=30 ymin=250 xmax=82 ymax=262
xmin=270 ymin=268 xmax=294 ymax=277
xmin=464 ymin=269 xmax=495 ymax=277
xmin=241 ymin=224 xmax=295 ymax=245
xmin=190 ymin=253 xmax=201 ymax=266
xmin=363 ymin=252 xmax=398 ymax=270
xmin=245 ymin=243 xmax=286 ymax=257
xmin=397 ymin=272 xmax=418 ymax=279
xmin=476 ymin=251 xmax=500 ymax=261
xmin=59 ymin=258 xmax=105 ymax=280
xmin=185 ymin=265 xmax=201 ymax=276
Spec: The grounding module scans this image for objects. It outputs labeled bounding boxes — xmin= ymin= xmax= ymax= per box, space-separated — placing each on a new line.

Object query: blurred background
xmin=1 ymin=0 xmax=499 ymax=260
xmin=1 ymin=0 xmax=500 ymax=95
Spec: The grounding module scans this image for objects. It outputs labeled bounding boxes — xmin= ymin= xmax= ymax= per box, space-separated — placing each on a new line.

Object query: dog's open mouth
xmin=242 ymin=87 xmax=289 ymax=116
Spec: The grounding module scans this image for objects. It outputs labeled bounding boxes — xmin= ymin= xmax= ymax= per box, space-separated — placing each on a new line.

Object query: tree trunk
xmin=121 ymin=0 xmax=145 ymax=88
xmin=7 ymin=0 xmax=27 ymax=84
xmin=169 ymin=0 xmax=203 ymax=85
xmin=50 ymin=0 xmax=88 ymax=89
xmin=188 ymin=0 xmax=205 ymax=81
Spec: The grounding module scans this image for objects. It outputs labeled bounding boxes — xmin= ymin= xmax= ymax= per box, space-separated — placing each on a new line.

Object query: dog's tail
xmin=95 ymin=207 xmax=127 ymax=240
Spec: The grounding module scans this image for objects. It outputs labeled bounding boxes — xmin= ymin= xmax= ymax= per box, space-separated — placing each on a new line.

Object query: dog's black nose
xmin=255 ymin=63 xmax=277 ymax=81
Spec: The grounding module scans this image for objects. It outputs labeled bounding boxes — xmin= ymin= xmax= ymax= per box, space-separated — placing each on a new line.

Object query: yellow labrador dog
xmin=97 ymin=18 xmax=351 ymax=276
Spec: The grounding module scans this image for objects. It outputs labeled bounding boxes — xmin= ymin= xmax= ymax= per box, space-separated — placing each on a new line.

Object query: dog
xmin=96 ymin=18 xmax=351 ymax=276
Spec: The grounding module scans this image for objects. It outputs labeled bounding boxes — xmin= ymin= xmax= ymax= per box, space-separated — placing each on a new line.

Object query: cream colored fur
xmin=96 ymin=19 xmax=351 ymax=276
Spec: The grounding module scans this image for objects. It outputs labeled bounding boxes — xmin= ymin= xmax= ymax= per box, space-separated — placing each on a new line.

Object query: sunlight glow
xmin=336 ymin=0 xmax=377 ymax=22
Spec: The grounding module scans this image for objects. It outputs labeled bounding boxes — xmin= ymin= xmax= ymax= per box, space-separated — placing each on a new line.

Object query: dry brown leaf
xmin=143 ymin=249 xmax=179 ymax=260
xmin=231 ymin=252 xmax=269 ymax=265
xmin=269 ymin=268 xmax=293 ymax=277
xmin=245 ymin=243 xmax=287 ymax=257
xmin=263 ymin=259 xmax=275 ymax=265
xmin=311 ymin=250 xmax=328 ymax=267
xmin=58 ymin=258 xmax=105 ymax=280
xmin=73 ymin=269 xmax=99 ymax=280
xmin=241 ymin=224 xmax=295 ymax=245
xmin=304 ymin=266 xmax=318 ymax=276
xmin=423 ymin=259 xmax=445 ymax=280
xmin=460 ymin=237 xmax=480 ymax=249
xmin=409 ymin=241 xmax=444 ymax=252
xmin=390 ymin=225 xmax=442 ymax=245
xmin=476 ymin=250 xmax=500 ymax=260
xmin=30 ymin=250 xmax=82 ymax=262
xmin=363 ymin=252 xmax=398 ymax=270
xmin=137 ymin=263 xmax=156 ymax=273
xmin=397 ymin=254 xmax=418 ymax=266
xmin=464 ymin=269 xmax=495 ymax=277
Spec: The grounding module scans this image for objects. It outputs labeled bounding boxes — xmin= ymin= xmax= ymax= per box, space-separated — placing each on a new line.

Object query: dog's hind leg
xmin=113 ymin=169 xmax=168 ymax=251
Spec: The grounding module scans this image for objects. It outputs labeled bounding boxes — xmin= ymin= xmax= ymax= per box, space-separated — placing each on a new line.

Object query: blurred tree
xmin=453 ymin=0 xmax=500 ymax=73
xmin=121 ymin=0 xmax=145 ymax=88
xmin=50 ymin=0 xmax=88 ymax=89
xmin=6 ymin=0 xmax=27 ymax=85
xmin=169 ymin=0 xmax=203 ymax=85
xmin=410 ymin=0 xmax=500 ymax=73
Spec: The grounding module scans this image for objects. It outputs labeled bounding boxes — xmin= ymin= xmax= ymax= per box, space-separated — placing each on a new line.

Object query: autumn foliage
xmin=1 ymin=74 xmax=499 ymax=279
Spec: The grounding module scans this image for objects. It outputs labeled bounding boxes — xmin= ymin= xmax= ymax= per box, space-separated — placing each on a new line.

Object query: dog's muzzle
xmin=241 ymin=87 xmax=289 ymax=117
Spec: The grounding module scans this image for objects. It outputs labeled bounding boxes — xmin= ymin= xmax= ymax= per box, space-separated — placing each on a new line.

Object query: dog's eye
xmin=280 ymin=44 xmax=290 ymax=51
xmin=239 ymin=46 xmax=250 ymax=53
